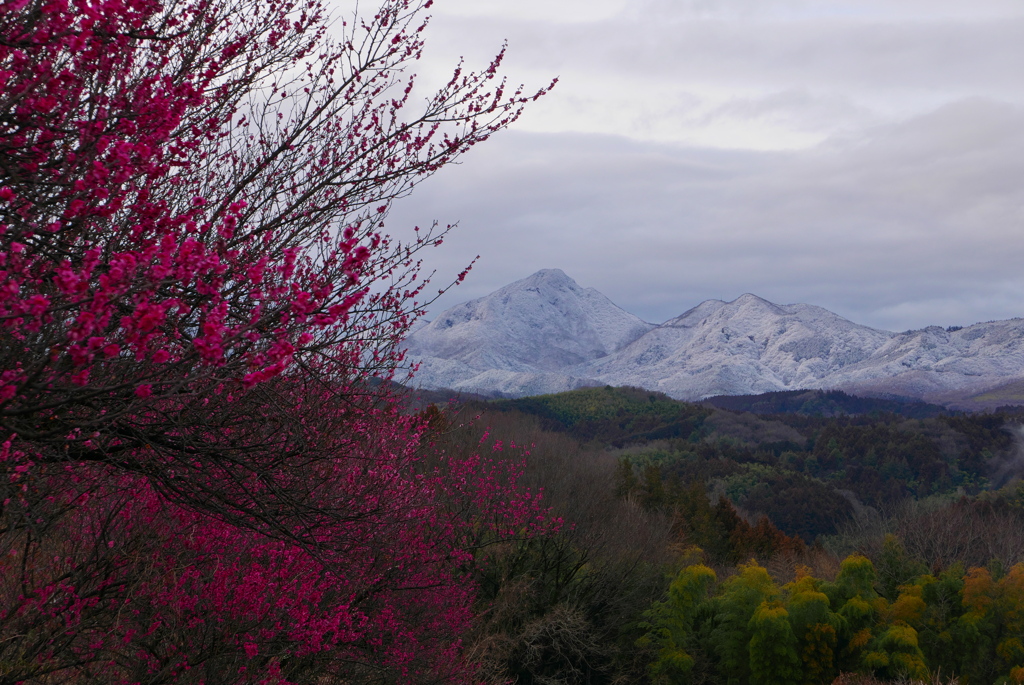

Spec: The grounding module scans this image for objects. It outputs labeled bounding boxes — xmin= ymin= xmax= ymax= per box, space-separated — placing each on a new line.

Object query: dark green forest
xmin=431 ymin=386 xmax=1024 ymax=684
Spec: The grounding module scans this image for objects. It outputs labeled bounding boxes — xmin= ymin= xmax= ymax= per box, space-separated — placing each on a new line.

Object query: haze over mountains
xmin=404 ymin=270 xmax=1024 ymax=408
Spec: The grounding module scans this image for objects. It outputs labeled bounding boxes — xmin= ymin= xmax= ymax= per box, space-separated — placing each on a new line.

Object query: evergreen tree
xmin=638 ymin=564 xmax=718 ymax=684
xmin=710 ymin=562 xmax=778 ymax=685
xmin=748 ymin=600 xmax=802 ymax=685
xmin=785 ymin=574 xmax=842 ymax=684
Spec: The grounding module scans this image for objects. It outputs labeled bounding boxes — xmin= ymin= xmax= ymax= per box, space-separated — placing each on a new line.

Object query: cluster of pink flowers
xmin=2 ymin=408 xmax=545 ymax=682
xmin=0 ymin=0 xmax=552 ymax=681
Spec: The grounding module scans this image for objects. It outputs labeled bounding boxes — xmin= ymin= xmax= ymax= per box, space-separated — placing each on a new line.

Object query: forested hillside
xmin=432 ymin=386 xmax=1024 ymax=684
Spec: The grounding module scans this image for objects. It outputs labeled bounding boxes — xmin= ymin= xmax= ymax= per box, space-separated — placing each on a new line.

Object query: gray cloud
xmin=426 ymin=9 xmax=1024 ymax=93
xmin=387 ymin=98 xmax=1024 ymax=331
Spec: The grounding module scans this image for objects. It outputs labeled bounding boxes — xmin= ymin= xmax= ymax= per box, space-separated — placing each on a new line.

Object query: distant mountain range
xmin=403 ymin=269 xmax=1024 ymax=409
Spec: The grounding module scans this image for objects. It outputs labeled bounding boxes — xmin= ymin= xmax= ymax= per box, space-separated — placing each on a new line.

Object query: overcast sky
xmin=382 ymin=0 xmax=1024 ymax=331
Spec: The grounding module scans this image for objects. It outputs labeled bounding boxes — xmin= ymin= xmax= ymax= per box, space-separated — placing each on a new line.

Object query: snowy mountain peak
xmin=404 ymin=271 xmax=654 ymax=394
xmin=731 ymin=293 xmax=788 ymax=315
xmin=520 ymin=267 xmax=573 ymax=286
xmin=585 ymin=291 xmax=896 ymax=399
xmin=733 ymin=292 xmax=775 ymax=306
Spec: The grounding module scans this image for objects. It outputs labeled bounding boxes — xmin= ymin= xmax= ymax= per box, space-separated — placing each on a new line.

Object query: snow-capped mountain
xmin=404 ymin=269 xmax=653 ymax=396
xmin=578 ymin=294 xmax=895 ymax=399
xmin=404 ymin=270 xmax=1024 ymax=404
xmin=829 ymin=322 xmax=1024 ymax=403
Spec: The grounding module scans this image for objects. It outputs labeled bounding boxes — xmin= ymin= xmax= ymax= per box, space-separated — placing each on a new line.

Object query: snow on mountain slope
xmin=404 ymin=271 xmax=1024 ymax=403
xmin=411 ymin=357 xmax=600 ymax=397
xmin=579 ymin=294 xmax=896 ymax=399
xmin=405 ymin=269 xmax=653 ymax=393
xmin=831 ymin=320 xmax=1024 ymax=401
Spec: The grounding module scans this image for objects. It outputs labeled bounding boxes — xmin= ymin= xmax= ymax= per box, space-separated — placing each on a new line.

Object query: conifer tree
xmin=638 ymin=563 xmax=717 ymax=684
xmin=748 ymin=600 xmax=802 ymax=685
xmin=822 ymin=554 xmax=887 ymax=674
xmin=785 ymin=573 xmax=842 ymax=684
xmin=710 ymin=561 xmax=778 ymax=685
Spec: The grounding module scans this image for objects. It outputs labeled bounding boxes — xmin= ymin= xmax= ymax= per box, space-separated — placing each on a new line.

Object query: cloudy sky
xmin=383 ymin=0 xmax=1024 ymax=331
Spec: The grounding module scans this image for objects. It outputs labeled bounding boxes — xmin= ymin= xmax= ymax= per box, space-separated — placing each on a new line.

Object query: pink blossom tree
xmin=0 ymin=0 xmax=552 ymax=681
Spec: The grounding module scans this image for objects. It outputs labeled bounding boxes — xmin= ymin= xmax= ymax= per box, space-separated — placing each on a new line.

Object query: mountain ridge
xmin=404 ymin=270 xmax=1024 ymax=407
